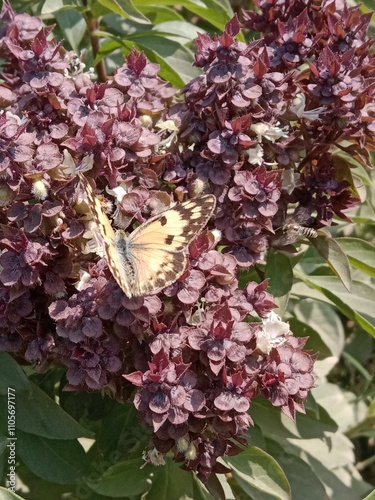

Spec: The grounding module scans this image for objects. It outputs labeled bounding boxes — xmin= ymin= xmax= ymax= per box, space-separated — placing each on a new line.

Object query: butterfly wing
xmin=78 ymin=173 xmax=132 ymax=297
xmin=129 ymin=195 xmax=216 ymax=250
xmin=118 ymin=195 xmax=216 ymax=296
xmin=117 ymin=238 xmax=187 ymax=296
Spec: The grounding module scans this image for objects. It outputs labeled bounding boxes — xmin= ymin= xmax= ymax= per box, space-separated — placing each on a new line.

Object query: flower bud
xmin=32 ymin=180 xmax=48 ymax=200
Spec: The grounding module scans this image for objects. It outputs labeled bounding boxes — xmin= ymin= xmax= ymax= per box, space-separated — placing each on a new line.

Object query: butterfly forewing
xmin=78 ymin=173 xmax=132 ymax=296
xmin=78 ymin=173 xmax=216 ymax=297
xmin=129 ymin=195 xmax=216 ymax=251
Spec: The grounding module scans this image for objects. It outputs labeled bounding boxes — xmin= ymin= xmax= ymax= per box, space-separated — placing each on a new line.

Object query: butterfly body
xmin=78 ymin=173 xmax=216 ymax=297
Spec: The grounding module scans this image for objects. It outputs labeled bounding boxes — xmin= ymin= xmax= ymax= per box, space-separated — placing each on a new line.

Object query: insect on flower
xmin=78 ymin=173 xmax=216 ymax=298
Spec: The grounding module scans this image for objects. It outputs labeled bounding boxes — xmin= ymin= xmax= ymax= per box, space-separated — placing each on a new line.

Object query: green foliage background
xmin=0 ymin=0 xmax=375 ymax=499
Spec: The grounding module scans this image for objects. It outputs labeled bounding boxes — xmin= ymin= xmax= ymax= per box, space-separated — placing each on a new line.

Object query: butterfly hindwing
xmin=120 ymin=242 xmax=187 ymax=296
xmin=78 ymin=173 xmax=216 ymax=297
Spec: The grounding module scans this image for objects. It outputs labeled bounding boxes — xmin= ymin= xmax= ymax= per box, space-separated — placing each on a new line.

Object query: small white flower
xmin=257 ymin=311 xmax=291 ymax=354
xmin=5 ymin=111 xmax=22 ymax=125
xmin=247 ymin=143 xmax=264 ymax=165
xmin=155 ymin=119 xmax=179 ymax=132
xmin=75 ymin=270 xmax=92 ymax=291
xmin=290 ymin=93 xmax=325 ymax=121
xmin=177 ymin=437 xmax=189 ymax=453
xmin=251 ymin=122 xmax=289 ymax=142
xmin=107 ymin=184 xmax=128 ymax=203
xmin=211 ymin=228 xmax=222 ymax=245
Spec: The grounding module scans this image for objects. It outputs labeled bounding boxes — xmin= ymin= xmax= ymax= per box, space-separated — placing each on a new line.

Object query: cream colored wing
xmin=78 ymin=173 xmax=132 ymax=297
xmin=79 ymin=171 xmax=216 ymax=298
xmin=117 ymin=194 xmax=216 ymax=296
xmin=116 ymin=238 xmax=188 ymax=296
xmin=128 ymin=195 xmax=216 ymax=250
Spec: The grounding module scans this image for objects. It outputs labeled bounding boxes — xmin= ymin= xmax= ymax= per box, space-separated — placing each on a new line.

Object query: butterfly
xmin=78 ymin=173 xmax=216 ymax=298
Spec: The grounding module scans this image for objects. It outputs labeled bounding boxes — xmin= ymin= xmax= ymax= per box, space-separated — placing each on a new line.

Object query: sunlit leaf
xmin=226 ymin=447 xmax=291 ymax=500
xmin=292 ymin=276 xmax=375 ymax=337
xmin=293 ymin=301 xmax=345 ymax=359
xmin=336 ymin=237 xmax=375 ymax=278
xmin=133 ymin=0 xmax=234 ymax=32
xmin=97 ymin=0 xmax=150 ymax=24
xmin=127 ymin=34 xmax=200 ymax=85
xmin=55 ymin=9 xmax=86 ymax=53
xmin=362 ymin=490 xmax=375 ymax=500
xmin=0 ymin=488 xmax=26 ymax=500
xmin=42 ymin=0 xmax=83 ymax=14
xmin=310 ymin=235 xmax=352 ymax=291
xmin=151 ymin=20 xmax=206 ymax=44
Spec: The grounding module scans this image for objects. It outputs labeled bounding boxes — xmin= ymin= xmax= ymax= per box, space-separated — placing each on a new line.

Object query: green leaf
xmin=226 ymin=447 xmax=291 ymax=500
xmin=93 ymin=30 xmax=200 ymax=86
xmin=362 ymin=0 xmax=375 ymax=12
xmin=336 ymin=237 xmax=375 ymax=278
xmin=146 ymin=459 xmax=196 ymax=500
xmin=0 ymin=353 xmax=30 ymax=394
xmin=312 ymin=383 xmax=368 ymax=432
xmin=293 ymin=301 xmax=345 ymax=359
xmin=0 ymin=436 xmax=7 ymax=455
xmin=96 ymin=402 xmax=149 ymax=460
xmin=0 ymin=487 xmax=26 ymax=500
xmin=250 ymin=400 xmax=366 ymax=498
xmin=16 ymin=382 xmax=92 ymax=440
xmin=264 ymin=440 xmax=326 ymax=500
xmin=93 ymin=38 xmax=123 ymax=60
xmin=97 ymin=0 xmax=150 ymax=24
xmin=151 ymin=21 xmax=206 ymax=44
xmin=265 ymin=250 xmax=293 ymax=298
xmin=126 ymin=34 xmax=200 ymax=86
xmin=84 ymin=458 xmax=155 ymax=496
xmin=133 ymin=0 xmax=234 ymax=32
xmin=292 ymin=276 xmax=375 ymax=337
xmin=99 ymin=8 xmax=186 ymax=42
xmin=205 ymin=474 xmax=226 ymax=500
xmin=141 ymin=5 xmax=186 ymax=23
xmin=288 ymin=320 xmax=336 ymax=378
xmin=55 ymin=9 xmax=87 ymax=53
xmin=17 ymin=430 xmax=88 ymax=484
xmin=310 ymin=235 xmax=352 ymax=291
xmin=342 ymin=351 xmax=373 ymax=382
xmin=363 ymin=490 xmax=375 ymax=500
xmin=251 ymin=398 xmax=337 ymax=441
xmin=332 ymin=151 xmax=372 ymax=185
xmin=41 ymin=0 xmax=83 ymax=14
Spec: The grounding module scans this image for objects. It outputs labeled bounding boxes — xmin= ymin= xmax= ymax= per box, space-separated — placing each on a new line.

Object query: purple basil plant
xmin=0 ymin=0 xmax=373 ymax=481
